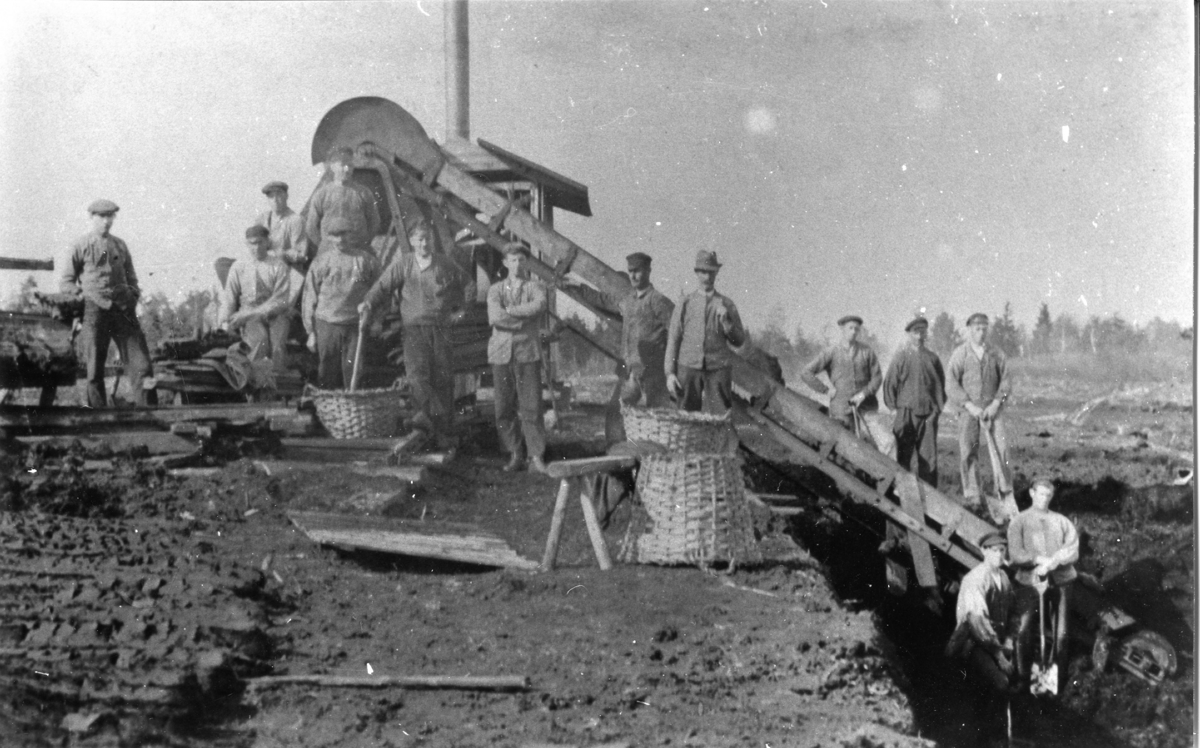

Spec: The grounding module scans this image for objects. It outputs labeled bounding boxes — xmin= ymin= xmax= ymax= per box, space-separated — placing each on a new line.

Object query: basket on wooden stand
xmin=620 ymin=406 xmax=737 ymax=454
xmin=306 ymin=384 xmax=406 ymax=439
xmin=621 ymin=452 xmax=761 ymax=569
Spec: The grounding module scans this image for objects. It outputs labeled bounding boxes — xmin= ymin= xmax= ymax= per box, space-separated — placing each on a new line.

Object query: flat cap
xmin=838 ymin=315 xmax=863 ymax=326
xmin=905 ymin=316 xmax=929 ymax=332
xmin=245 ymin=225 xmax=270 ymax=240
xmin=978 ymin=531 xmax=1007 ymax=549
xmin=324 ymin=217 xmax=353 ymax=236
xmin=694 ymin=250 xmax=722 ymax=272
xmin=626 ymin=252 xmax=652 ymax=270
xmin=261 ymin=181 xmax=288 ymax=195
xmin=966 ymin=312 xmax=989 ymax=326
xmin=503 ymin=241 xmax=531 ymax=258
xmin=88 ymin=199 xmax=120 ymax=215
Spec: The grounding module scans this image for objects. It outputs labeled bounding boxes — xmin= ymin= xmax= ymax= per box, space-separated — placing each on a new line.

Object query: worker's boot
xmin=528 ymin=456 xmax=548 ymax=475
xmin=502 ymin=454 xmax=525 ymax=472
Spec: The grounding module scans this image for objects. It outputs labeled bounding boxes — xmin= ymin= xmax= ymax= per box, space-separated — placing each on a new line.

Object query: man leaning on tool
xmin=218 ymin=225 xmax=293 ymax=372
xmin=619 ymin=252 xmax=675 ymax=408
xmin=946 ymin=530 xmax=1017 ymax=748
xmin=360 ymin=222 xmax=473 ymax=451
xmin=487 ymin=243 xmax=548 ymax=473
xmin=801 ymin=314 xmax=882 ymax=431
xmin=1007 ymin=478 xmax=1078 ymax=695
xmin=305 ymin=147 xmax=381 ymax=257
xmin=881 ymin=316 xmax=945 ymax=486
xmin=664 ymin=250 xmax=746 ymax=413
xmin=60 ymin=199 xmax=156 ymax=408
xmin=947 ymin=312 xmax=1015 ymax=518
xmin=301 ymin=218 xmax=381 ymax=389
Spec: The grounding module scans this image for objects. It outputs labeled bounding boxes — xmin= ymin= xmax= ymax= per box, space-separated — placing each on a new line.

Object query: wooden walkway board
xmin=287 ymin=511 xmax=538 ymax=571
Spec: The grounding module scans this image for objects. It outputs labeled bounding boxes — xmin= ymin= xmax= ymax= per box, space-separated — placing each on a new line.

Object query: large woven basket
xmin=620 ymin=406 xmax=736 ymax=454
xmin=624 ymin=453 xmax=761 ymax=568
xmin=307 ymin=384 xmax=406 ymax=439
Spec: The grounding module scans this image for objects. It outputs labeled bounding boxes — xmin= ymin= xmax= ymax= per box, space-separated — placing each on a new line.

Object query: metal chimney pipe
xmin=445 ymin=0 xmax=470 ymax=142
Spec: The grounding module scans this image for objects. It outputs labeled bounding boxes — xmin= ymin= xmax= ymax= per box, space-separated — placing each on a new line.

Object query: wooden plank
xmin=0 ymin=258 xmax=54 ymax=271
xmin=895 ymin=473 xmax=938 ymax=588
xmin=0 ymin=403 xmax=307 ymax=431
xmin=245 ymin=673 xmax=529 ymax=691
xmin=545 ymin=455 xmax=636 ymax=480
xmin=540 ymin=478 xmax=574 ymax=572
xmin=578 ymin=478 xmax=613 ymax=570
xmin=287 ymin=511 xmax=538 ymax=570
xmin=255 ymin=460 xmax=425 ymax=483
xmin=14 ymin=431 xmax=196 ymax=455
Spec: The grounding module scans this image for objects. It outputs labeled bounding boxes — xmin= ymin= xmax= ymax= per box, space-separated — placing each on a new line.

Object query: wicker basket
xmin=307 ymin=384 xmax=406 ymax=439
xmin=624 ymin=453 xmax=761 ymax=568
xmin=620 ymin=406 xmax=736 ymax=454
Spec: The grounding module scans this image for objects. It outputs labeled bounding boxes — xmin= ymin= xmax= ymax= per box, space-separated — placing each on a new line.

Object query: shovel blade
xmin=1031 ymin=663 xmax=1059 ymax=696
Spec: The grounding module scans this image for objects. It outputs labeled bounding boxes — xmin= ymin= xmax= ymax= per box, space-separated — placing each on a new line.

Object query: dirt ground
xmin=0 ymin=374 xmax=1192 ymax=748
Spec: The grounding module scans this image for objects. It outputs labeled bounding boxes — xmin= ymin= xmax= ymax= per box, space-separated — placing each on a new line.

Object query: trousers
xmin=405 ymin=324 xmax=456 ymax=441
xmin=892 ymin=408 xmax=939 ymax=486
xmin=315 ymin=319 xmax=359 ymax=390
xmin=620 ymin=365 xmax=671 ymax=409
xmin=494 ymin=361 xmax=545 ymax=461
xmin=678 ymin=365 xmax=733 ymax=413
xmin=80 ymin=301 xmax=155 ymax=408
xmin=239 ymin=314 xmax=292 ymax=373
xmin=958 ymin=413 xmax=1010 ymax=504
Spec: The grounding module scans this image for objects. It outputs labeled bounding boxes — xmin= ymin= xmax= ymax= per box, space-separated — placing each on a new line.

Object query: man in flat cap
xmin=882 ymin=316 xmax=945 ymax=486
xmin=801 ymin=315 xmax=882 ymax=433
xmin=946 ymin=530 xmax=1017 ymax=748
xmin=664 ymin=250 xmax=746 ymax=413
xmin=256 ymin=181 xmax=308 ymax=301
xmin=60 ymin=200 xmax=156 ymax=408
xmin=301 ymin=217 xmax=381 ymax=389
xmin=305 ymin=147 xmax=381 ymax=258
xmin=218 ymin=225 xmax=293 ymax=373
xmin=618 ymin=252 xmax=675 ymax=408
xmin=487 ymin=243 xmax=549 ymax=473
xmin=360 ymin=221 xmax=473 ymax=450
xmin=947 ymin=312 xmax=1017 ymax=521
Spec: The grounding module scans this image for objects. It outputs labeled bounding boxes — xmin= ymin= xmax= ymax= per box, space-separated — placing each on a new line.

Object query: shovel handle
xmin=349 ymin=314 xmax=367 ymax=392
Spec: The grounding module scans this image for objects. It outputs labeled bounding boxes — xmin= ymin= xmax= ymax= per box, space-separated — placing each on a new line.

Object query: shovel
xmin=1030 ymin=580 xmax=1059 ymax=697
xmin=980 ymin=417 xmax=1019 ymax=523
xmin=852 ymin=404 xmax=878 ymax=449
xmin=349 ymin=314 xmax=367 ymax=392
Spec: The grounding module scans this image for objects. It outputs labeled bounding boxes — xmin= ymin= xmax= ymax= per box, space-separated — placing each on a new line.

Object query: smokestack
xmin=445 ymin=0 xmax=470 ymax=142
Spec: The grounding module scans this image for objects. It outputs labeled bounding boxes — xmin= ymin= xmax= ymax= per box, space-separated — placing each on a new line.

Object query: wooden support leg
xmin=895 ymin=473 xmax=938 ymax=589
xmin=578 ymin=477 xmax=613 ymax=570
xmin=540 ymin=478 xmax=574 ymax=572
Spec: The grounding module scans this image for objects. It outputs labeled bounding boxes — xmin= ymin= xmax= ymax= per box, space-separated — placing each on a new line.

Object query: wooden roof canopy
xmin=439 ymin=138 xmax=592 ymax=218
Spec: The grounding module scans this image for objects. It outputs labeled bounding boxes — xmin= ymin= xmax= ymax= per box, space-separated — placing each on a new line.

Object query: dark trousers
xmin=678 ymin=365 xmax=733 ymax=413
xmin=405 ymin=324 xmax=456 ymax=441
xmin=81 ymin=301 xmax=155 ymax=408
xmin=964 ymin=646 xmax=1013 ymax=745
xmin=620 ymin=365 xmax=671 ymax=409
xmin=315 ymin=319 xmax=359 ymax=390
xmin=893 ymin=408 xmax=939 ymax=485
xmin=493 ymin=361 xmax=545 ymax=461
xmin=1014 ymin=581 xmax=1072 ymax=692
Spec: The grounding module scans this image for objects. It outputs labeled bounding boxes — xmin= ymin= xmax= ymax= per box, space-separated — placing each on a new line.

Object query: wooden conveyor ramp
xmin=314 ymin=97 xmax=995 ymax=587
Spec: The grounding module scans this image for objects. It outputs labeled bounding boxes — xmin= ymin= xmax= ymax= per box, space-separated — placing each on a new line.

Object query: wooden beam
xmin=0 ymin=403 xmax=308 ymax=431
xmin=245 ymin=673 xmax=529 ymax=691
xmin=544 ymin=455 xmax=636 ymax=480
xmin=287 ymin=511 xmax=539 ymax=570
xmin=255 ymin=461 xmax=426 ymax=484
xmin=0 ymin=258 xmax=54 ymax=272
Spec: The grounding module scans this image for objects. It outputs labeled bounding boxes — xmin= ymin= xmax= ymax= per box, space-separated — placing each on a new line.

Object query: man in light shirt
xmin=218 ymin=225 xmax=293 ymax=372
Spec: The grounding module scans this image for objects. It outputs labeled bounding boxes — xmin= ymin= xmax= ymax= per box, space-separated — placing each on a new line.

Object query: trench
xmin=742 ymin=455 xmax=1141 ymax=748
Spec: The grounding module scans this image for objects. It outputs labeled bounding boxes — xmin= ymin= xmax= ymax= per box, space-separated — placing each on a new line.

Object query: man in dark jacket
xmin=882 ymin=316 xmax=945 ymax=486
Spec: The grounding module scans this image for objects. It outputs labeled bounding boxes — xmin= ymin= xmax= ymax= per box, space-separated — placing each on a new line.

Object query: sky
xmin=0 ymin=0 xmax=1193 ymax=349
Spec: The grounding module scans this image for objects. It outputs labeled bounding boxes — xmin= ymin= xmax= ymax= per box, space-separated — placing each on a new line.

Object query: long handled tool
xmin=980 ymin=418 xmax=1019 ymax=523
xmin=1031 ymin=580 xmax=1059 ymax=697
xmin=349 ymin=314 xmax=367 ymax=392
xmin=852 ymin=404 xmax=878 ymax=449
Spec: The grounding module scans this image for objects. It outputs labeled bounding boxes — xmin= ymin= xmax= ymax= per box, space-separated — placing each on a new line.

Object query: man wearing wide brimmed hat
xmin=218 ymin=225 xmax=293 ymax=372
xmin=947 ymin=312 xmax=1016 ymax=520
xmin=664 ymin=250 xmax=746 ymax=413
xmin=801 ymin=314 xmax=882 ymax=432
xmin=305 ymin=147 xmax=381 ymax=257
xmin=59 ymin=199 xmax=156 ymax=408
xmin=882 ymin=315 xmax=945 ymax=486
xmin=946 ymin=530 xmax=1017 ymax=748
xmin=618 ymin=252 xmax=675 ymax=408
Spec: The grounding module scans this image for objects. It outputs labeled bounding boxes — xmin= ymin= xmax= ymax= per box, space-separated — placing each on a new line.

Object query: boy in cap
xmin=664 ymin=250 xmax=746 ymax=413
xmin=256 ymin=181 xmax=308 ymax=271
xmin=360 ymin=222 xmax=473 ymax=449
xmin=881 ymin=316 xmax=946 ymax=486
xmin=618 ymin=252 xmax=675 ymax=408
xmin=801 ymin=315 xmax=882 ymax=431
xmin=60 ymin=199 xmax=156 ymax=408
xmin=1007 ymin=478 xmax=1078 ymax=693
xmin=218 ymin=225 xmax=293 ymax=372
xmin=305 ymin=147 xmax=381 ymax=257
xmin=946 ymin=530 xmax=1017 ymax=748
xmin=487 ymin=243 xmax=548 ymax=473
xmin=947 ymin=312 xmax=1015 ymax=520
xmin=301 ymin=218 xmax=381 ymax=389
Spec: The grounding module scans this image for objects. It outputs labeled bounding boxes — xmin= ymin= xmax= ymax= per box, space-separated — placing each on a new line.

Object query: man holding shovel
xmin=947 ymin=313 xmax=1016 ymax=522
xmin=1008 ymin=478 xmax=1079 ymax=697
